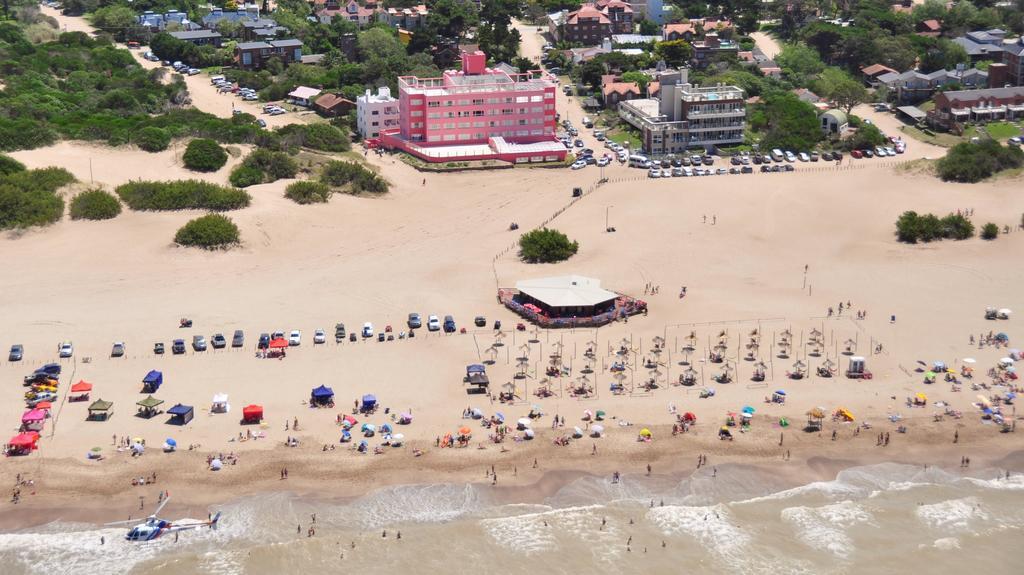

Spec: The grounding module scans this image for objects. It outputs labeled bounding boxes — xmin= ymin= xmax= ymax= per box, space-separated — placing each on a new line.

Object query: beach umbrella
xmin=399 ymin=412 xmax=412 ymax=422
xmin=210 ymin=458 xmax=223 ymax=471
xmin=458 ymin=426 xmax=472 ymax=436
xmin=341 ymin=430 xmax=351 ymax=442
xmin=361 ymin=423 xmax=376 ymax=433
xmin=583 ymin=409 xmax=593 ymax=420
xmin=774 ymin=390 xmax=786 ymax=396
xmin=130 ymin=442 xmax=145 ymax=454
xmin=741 ymin=412 xmax=752 ymax=419
xmin=977 ymin=395 xmax=991 ymax=406
xmin=591 ymin=424 xmax=605 ymax=437
xmin=742 ymin=406 xmax=755 ymax=414
xmin=596 ymin=410 xmax=606 ymax=420
xmin=999 ymin=357 xmax=1014 ymax=366
xmin=381 ymin=423 xmax=393 ymax=434
xmin=165 ymin=438 xmax=177 ymax=447
xmin=639 ymin=428 xmax=652 ymax=437
xmin=998 ymin=308 xmax=1012 ymax=317
xmin=343 ymin=414 xmax=358 ymax=427
xmin=391 ymin=433 xmax=405 ymax=446
xmin=963 ymin=358 xmax=976 ymax=364
xmin=517 ymin=418 xmax=532 ymax=429
xmin=91 ymin=446 xmax=102 ymax=453
xmin=572 ymin=426 xmax=584 ymax=438
xmin=996 ymin=333 xmax=1009 ymax=341
xmin=925 ymin=371 xmax=936 ymax=379
xmin=806 ymin=408 xmax=825 ymax=419
xmin=524 ymin=428 xmax=536 ymax=439
xmin=495 ymin=412 xmax=505 ymax=423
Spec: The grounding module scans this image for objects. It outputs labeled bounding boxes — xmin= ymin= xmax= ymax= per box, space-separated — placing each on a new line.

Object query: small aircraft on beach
xmin=106 ymin=497 xmax=221 ymax=541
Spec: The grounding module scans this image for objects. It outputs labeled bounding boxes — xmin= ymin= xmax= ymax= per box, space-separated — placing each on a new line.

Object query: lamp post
xmin=605 ymin=205 xmax=613 ymax=231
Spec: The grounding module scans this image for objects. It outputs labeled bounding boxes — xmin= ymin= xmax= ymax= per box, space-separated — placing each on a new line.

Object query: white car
xmin=648 ymin=168 xmax=661 ymax=178
xmin=58 ymin=341 xmax=73 ymax=358
xmin=617 ymin=151 xmax=628 ymax=162
xmin=885 ymin=147 xmax=896 ymax=156
xmin=288 ymin=330 xmax=301 ymax=346
xmin=362 ymin=322 xmax=374 ymax=337
xmin=427 ymin=315 xmax=440 ymax=331
xmin=785 ymin=151 xmax=797 ymax=162
xmin=570 ymin=160 xmax=587 ymax=170
xmin=596 ymin=156 xmax=610 ymax=167
xmin=798 ymin=152 xmax=809 ymax=162
xmin=313 ymin=329 xmax=326 ymax=344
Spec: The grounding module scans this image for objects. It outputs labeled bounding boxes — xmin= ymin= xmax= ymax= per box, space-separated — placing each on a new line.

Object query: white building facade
xmin=356 ymin=86 xmax=400 ymax=139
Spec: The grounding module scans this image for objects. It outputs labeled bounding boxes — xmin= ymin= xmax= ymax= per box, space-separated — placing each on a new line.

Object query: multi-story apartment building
xmin=927 ymin=86 xmax=1024 ymax=130
xmin=234 ymin=39 xmax=303 ymax=70
xmin=555 ymin=0 xmax=633 ymax=45
xmin=378 ymin=5 xmax=428 ymax=30
xmin=1005 ymin=36 xmax=1024 ymax=86
xmin=357 ymin=87 xmax=400 ymax=139
xmin=379 ymin=51 xmax=566 ymax=163
xmin=618 ymin=70 xmax=745 ymax=156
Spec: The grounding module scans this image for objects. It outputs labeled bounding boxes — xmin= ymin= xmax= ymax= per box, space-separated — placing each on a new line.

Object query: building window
xmin=427 ymin=101 xmax=440 ymax=108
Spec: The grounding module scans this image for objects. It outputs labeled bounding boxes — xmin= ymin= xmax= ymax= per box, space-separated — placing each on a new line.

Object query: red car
xmin=851 ymin=149 xmax=864 ymax=159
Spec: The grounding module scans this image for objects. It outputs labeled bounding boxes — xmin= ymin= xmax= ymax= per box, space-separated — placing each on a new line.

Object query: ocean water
xmin=1 ymin=463 xmax=1022 ymax=574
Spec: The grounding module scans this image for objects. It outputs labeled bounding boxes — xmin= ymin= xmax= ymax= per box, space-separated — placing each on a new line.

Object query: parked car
xmin=271 ymin=330 xmax=285 ymax=340
xmin=256 ymin=119 xmax=267 ymax=128
xmin=784 ymin=151 xmax=797 ymax=162
xmin=863 ymin=149 xmax=874 ymax=158
xmin=335 ymin=323 xmax=346 ymax=340
xmin=362 ymin=322 xmax=374 ymax=337
xmin=172 ymin=339 xmax=186 ymax=354
xmin=821 ymin=151 xmax=833 ymax=161
xmin=58 ymin=341 xmax=73 ymax=358
xmin=377 ymin=332 xmax=386 ymax=342
xmin=211 ymin=333 xmax=227 ymax=349
xmin=154 ymin=342 xmax=165 ymax=355
xmin=851 ymin=149 xmax=863 ymax=159
xmin=9 ymin=344 xmax=23 ymax=361
xmin=289 ymin=330 xmax=301 ymax=346
xmin=408 ymin=313 xmax=422 ymax=329
xmin=702 ymin=156 xmax=714 ymax=166
xmin=427 ymin=315 xmax=440 ymax=331
xmin=810 ymin=152 xmax=819 ymax=162
xmin=258 ymin=333 xmax=270 ymax=349
xmin=349 ymin=332 xmax=357 ymax=342
xmin=741 ymin=166 xmax=753 ymax=174
xmin=648 ymin=168 xmax=661 ymax=178
xmin=314 ymin=329 xmax=326 ymax=344
xmin=833 ymin=151 xmax=844 ymax=162
xmin=570 ymin=160 xmax=587 ymax=170
xmin=443 ymin=315 xmax=456 ymax=333
xmin=232 ymin=330 xmax=245 ymax=347
xmin=798 ymin=152 xmax=810 ymax=162
xmin=192 ymin=335 xmax=207 ymax=351
xmin=474 ymin=316 xmax=486 ymax=327
xmin=111 ymin=342 xmax=126 ymax=357
xmin=596 ymin=156 xmax=610 ymax=167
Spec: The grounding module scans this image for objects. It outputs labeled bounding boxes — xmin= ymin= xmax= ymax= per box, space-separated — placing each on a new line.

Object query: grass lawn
xmin=984 ymin=121 xmax=1022 ymax=140
xmin=900 ymin=125 xmax=965 ymax=147
xmin=607 ymin=129 xmax=641 ymax=149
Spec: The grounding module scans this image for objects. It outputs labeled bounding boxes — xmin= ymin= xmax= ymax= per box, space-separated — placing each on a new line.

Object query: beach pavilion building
xmin=499 ymin=275 xmax=646 ymax=327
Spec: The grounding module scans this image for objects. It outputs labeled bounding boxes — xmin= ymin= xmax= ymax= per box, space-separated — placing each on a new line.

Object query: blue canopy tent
xmin=311 ymin=385 xmax=334 ymax=406
xmin=167 ymin=403 xmax=193 ymax=425
xmin=466 ymin=364 xmax=490 ymax=388
xmin=361 ymin=394 xmax=377 ymax=413
xmin=142 ymin=370 xmax=163 ymax=393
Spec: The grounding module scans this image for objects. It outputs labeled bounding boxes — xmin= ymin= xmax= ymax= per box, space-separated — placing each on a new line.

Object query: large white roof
xmin=515 ymin=275 xmax=618 ymax=308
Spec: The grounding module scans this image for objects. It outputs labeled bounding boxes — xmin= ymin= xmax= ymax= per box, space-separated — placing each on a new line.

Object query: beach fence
xmin=596 ymin=159 xmax=914 ymax=185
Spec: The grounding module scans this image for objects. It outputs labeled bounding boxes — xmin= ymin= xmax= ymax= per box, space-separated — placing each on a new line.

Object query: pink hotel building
xmin=379 ymin=51 xmax=567 ymax=164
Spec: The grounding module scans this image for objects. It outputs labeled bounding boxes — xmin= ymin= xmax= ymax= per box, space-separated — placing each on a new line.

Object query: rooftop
xmin=515 ymin=276 xmax=619 ymax=308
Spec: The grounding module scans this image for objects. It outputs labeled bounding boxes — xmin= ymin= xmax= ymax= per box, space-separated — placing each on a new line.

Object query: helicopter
xmin=106 ymin=496 xmax=221 ymax=541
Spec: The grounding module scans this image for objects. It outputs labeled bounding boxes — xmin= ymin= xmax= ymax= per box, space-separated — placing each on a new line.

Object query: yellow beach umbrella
xmin=639 ymin=428 xmax=652 ymax=437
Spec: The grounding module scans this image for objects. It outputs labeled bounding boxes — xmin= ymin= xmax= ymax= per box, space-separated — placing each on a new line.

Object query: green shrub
xmin=0 ymin=154 xmax=26 ymax=176
xmin=285 ymin=181 xmax=332 ymax=204
xmin=937 ymin=140 xmax=1024 ymax=183
xmin=69 ymin=189 xmax=122 ymax=220
xmin=174 ymin=213 xmax=240 ymax=249
xmin=319 ymin=161 xmax=388 ymax=194
xmin=519 ymin=228 xmax=579 ymax=263
xmin=135 ymin=126 xmax=171 ymax=152
xmin=229 ymin=165 xmax=265 ymax=188
xmin=896 ymin=211 xmax=976 ymax=243
xmin=115 ymin=180 xmax=250 ymax=211
xmin=0 ymin=184 xmax=65 ymax=229
xmin=981 ymin=222 xmax=999 ymax=240
xmin=277 ymin=124 xmax=350 ymax=152
xmin=3 ymin=167 xmax=76 ymax=193
xmin=182 ymin=138 xmax=228 ymax=172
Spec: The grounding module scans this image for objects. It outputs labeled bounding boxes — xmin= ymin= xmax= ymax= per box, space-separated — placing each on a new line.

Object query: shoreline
xmin=2 ymin=426 xmax=1020 ymax=532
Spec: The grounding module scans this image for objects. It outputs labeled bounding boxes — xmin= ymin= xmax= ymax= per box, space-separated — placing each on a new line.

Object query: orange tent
xmin=34 ymin=401 xmax=53 ymax=411
xmin=268 ymin=338 xmax=289 ymax=349
xmin=458 ymin=426 xmax=472 ymax=436
xmin=71 ymin=381 xmax=93 ymax=393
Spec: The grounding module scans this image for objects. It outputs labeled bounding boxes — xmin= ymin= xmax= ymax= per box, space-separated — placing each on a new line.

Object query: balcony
xmin=686 ymin=108 xmax=746 ymax=119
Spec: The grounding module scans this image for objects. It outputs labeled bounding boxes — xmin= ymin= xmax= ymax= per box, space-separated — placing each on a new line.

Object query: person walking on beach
xmin=954 ymin=430 xmax=959 ymax=443
xmin=646 ymin=464 xmax=651 ymax=476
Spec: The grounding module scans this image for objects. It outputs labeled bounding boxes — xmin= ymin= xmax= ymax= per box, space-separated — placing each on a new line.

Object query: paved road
xmin=750 ymin=31 xmax=781 ymax=60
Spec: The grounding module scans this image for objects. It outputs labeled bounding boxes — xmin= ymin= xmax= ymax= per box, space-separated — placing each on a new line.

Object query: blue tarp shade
xmin=311 ymin=385 xmax=334 ymax=398
xmin=167 ymin=403 xmax=193 ymax=425
xmin=143 ymin=370 xmax=163 ymax=390
xmin=467 ymin=364 xmax=486 ymax=374
xmin=362 ymin=394 xmax=376 ymax=407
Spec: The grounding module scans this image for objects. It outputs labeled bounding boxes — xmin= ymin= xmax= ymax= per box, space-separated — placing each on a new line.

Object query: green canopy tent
xmin=87 ymin=399 xmax=114 ymax=421
xmin=136 ymin=396 xmax=165 ymax=419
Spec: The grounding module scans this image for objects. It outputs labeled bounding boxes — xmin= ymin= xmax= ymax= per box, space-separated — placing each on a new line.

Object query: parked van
xmin=628 ymin=154 xmax=649 ymax=168
xmin=770 ymin=148 xmax=784 ymax=162
xmin=211 ymin=75 xmax=226 ymax=84
xmin=582 ymin=116 xmax=593 ymax=128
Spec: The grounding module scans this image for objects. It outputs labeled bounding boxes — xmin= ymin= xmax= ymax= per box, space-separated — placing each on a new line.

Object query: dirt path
xmin=39 ymin=5 xmax=310 ymax=129
xmin=750 ymin=31 xmax=781 ymax=60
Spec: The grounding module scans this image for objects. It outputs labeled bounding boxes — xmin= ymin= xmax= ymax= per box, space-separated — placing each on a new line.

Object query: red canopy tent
xmin=34 ymin=401 xmax=53 ymax=411
xmin=70 ymin=381 xmax=93 ymax=402
xmin=7 ymin=431 xmax=40 ymax=455
xmin=268 ymin=338 xmax=289 ymax=349
xmin=242 ymin=404 xmax=263 ymax=423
